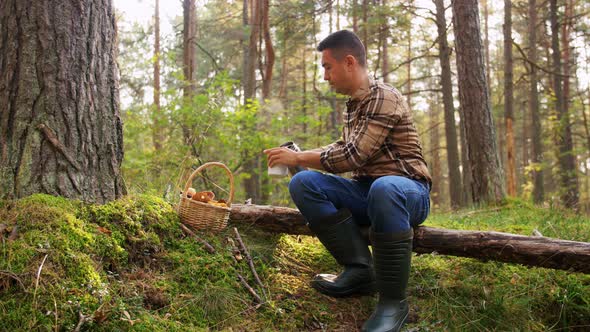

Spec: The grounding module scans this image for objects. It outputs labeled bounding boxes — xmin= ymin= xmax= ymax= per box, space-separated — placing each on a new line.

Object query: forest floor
xmin=0 ymin=194 xmax=589 ymax=331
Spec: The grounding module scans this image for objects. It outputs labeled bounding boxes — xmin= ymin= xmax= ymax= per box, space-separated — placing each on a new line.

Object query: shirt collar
xmin=350 ymin=77 xmax=373 ymax=101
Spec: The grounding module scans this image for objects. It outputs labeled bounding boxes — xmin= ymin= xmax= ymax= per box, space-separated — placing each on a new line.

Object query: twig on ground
xmin=236 ymin=273 xmax=262 ymax=303
xmin=33 ymin=254 xmax=49 ymax=308
xmin=232 ymin=227 xmax=265 ymax=294
xmin=8 ymin=224 xmax=18 ymax=241
xmin=0 ymin=270 xmax=26 ymax=290
xmin=180 ymin=224 xmax=216 ymax=254
xmin=73 ymin=310 xmax=92 ymax=332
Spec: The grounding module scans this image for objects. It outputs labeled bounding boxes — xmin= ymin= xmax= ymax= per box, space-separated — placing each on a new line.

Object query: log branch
xmin=229 ymin=204 xmax=590 ymax=274
xmin=233 ymin=227 xmax=265 ymax=293
xmin=236 ymin=273 xmax=262 ymax=303
xmin=180 ymin=224 xmax=216 ymax=254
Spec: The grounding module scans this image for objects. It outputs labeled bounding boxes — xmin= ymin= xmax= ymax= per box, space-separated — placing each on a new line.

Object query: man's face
xmin=321 ymin=49 xmax=352 ymax=95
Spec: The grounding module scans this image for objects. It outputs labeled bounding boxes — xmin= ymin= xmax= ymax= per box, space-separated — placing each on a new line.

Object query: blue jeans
xmin=289 ymin=170 xmax=430 ymax=233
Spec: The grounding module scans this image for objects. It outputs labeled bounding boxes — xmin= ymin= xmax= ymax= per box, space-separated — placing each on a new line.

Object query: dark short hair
xmin=317 ymin=30 xmax=366 ymax=67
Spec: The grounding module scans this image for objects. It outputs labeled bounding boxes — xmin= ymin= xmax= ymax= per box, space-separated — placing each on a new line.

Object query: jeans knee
xmin=368 ymin=178 xmax=403 ymax=202
xmin=288 ymin=170 xmax=319 ymax=200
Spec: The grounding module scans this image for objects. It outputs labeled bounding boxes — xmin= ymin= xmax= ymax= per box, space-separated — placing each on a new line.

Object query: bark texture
xmin=229 ymin=204 xmax=590 ymax=274
xmin=528 ymin=0 xmax=544 ymax=204
xmin=550 ymin=0 xmax=578 ymax=208
xmin=0 ymin=0 xmax=125 ymax=203
xmin=434 ymin=0 xmax=462 ymax=208
xmin=503 ymin=0 xmax=517 ymax=196
xmin=452 ymin=0 xmax=505 ymax=204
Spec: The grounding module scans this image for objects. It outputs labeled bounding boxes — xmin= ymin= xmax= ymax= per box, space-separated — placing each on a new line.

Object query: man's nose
xmin=323 ymin=72 xmax=329 ymax=81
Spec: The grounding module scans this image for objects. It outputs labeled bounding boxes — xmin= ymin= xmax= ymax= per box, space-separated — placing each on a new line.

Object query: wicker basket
xmin=178 ymin=162 xmax=234 ymax=232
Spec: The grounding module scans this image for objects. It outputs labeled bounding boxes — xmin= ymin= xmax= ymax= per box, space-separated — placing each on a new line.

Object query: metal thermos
xmin=279 ymin=141 xmax=308 ymax=176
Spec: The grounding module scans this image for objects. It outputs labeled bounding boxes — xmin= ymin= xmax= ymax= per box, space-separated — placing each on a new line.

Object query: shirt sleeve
xmin=320 ymin=91 xmax=404 ymax=174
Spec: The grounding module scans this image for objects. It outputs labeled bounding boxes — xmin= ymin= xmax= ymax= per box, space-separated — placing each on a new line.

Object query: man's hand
xmin=263 ymin=148 xmax=325 ymax=170
xmin=263 ymin=147 xmax=298 ymax=168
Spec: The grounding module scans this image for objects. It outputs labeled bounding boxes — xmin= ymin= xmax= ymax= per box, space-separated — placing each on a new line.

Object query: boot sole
xmin=311 ymin=280 xmax=376 ymax=298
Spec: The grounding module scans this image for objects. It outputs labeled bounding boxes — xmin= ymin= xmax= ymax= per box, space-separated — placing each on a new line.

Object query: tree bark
xmin=352 ymin=0 xmax=358 ymax=34
xmin=0 ymin=0 xmax=126 ymax=203
xmin=429 ymin=97 xmax=441 ymax=208
xmin=529 ymin=0 xmax=544 ymax=204
xmin=504 ymin=0 xmax=517 ymax=196
xmin=482 ymin=0 xmax=491 ymax=94
xmin=459 ymin=113 xmax=473 ymax=205
xmin=261 ymin=0 xmax=274 ymax=100
xmin=406 ymin=0 xmax=413 ymax=113
xmin=550 ymin=0 xmax=578 ymax=208
xmin=182 ymin=0 xmax=197 ymax=146
xmin=434 ymin=0 xmax=462 ymax=209
xmin=242 ymin=0 xmax=261 ymax=203
xmin=153 ymin=0 xmax=163 ymax=151
xmin=229 ymin=204 xmax=590 ymax=274
xmin=362 ymin=0 xmax=368 ymax=52
xmin=452 ymin=0 xmax=505 ymax=204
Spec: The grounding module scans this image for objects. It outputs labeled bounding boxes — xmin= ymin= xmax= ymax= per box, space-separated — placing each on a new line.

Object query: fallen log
xmin=229 ymin=204 xmax=590 ymax=274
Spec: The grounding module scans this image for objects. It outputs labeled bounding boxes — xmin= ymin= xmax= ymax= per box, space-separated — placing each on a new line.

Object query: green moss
xmin=1 ymin=195 xmax=589 ymax=331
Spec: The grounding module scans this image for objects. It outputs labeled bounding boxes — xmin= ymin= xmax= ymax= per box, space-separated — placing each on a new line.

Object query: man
xmin=264 ymin=30 xmax=431 ymax=332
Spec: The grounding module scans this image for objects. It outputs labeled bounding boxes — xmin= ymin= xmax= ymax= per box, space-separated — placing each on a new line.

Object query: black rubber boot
xmin=308 ymin=209 xmax=376 ymax=298
xmin=361 ymin=228 xmax=413 ymax=332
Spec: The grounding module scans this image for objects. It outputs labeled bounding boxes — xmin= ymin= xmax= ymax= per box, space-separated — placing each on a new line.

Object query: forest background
xmin=114 ymin=0 xmax=590 ymax=213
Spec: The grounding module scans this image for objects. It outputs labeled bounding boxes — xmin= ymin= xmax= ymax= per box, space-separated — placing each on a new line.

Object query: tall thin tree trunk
xmin=182 ymin=0 xmax=197 ymax=145
xmin=482 ymin=0 xmax=491 ymax=92
xmin=434 ymin=0 xmax=462 ymax=209
xmin=302 ymin=47 xmax=307 ymax=136
xmin=153 ymin=0 xmax=163 ymax=151
xmin=529 ymin=0 xmax=544 ymax=203
xmin=430 ymin=97 xmax=441 ymax=208
xmin=362 ymin=0 xmax=368 ymax=51
xmin=261 ymin=0 xmax=274 ymax=100
xmin=381 ymin=0 xmax=389 ymax=83
xmin=504 ymin=0 xmax=517 ymax=196
xmin=352 ymin=0 xmax=358 ymax=34
xmin=452 ymin=0 xmax=505 ymax=204
xmin=550 ymin=0 xmax=578 ymax=208
xmin=0 ymin=0 xmax=126 ymax=203
xmin=406 ymin=0 xmax=412 ymax=112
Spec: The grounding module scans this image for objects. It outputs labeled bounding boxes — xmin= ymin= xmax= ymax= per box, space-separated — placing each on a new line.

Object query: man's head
xmin=317 ymin=30 xmax=367 ymax=96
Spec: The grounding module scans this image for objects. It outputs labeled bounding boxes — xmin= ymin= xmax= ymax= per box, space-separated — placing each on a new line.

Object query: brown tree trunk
xmin=482 ymin=0 xmax=491 ymax=93
xmin=429 ymin=98 xmax=441 ymax=208
xmin=153 ymin=0 xmax=163 ymax=151
xmin=550 ymin=0 xmax=578 ymax=208
xmin=504 ymin=0 xmax=517 ymax=196
xmin=452 ymin=0 xmax=505 ymax=204
xmin=529 ymin=0 xmax=544 ymax=204
xmin=406 ymin=0 xmax=412 ymax=112
xmin=243 ymin=0 xmax=261 ymax=203
xmin=228 ymin=204 xmax=590 ymax=274
xmin=381 ymin=0 xmax=389 ymax=84
xmin=352 ymin=0 xmax=358 ymax=34
xmin=0 ymin=0 xmax=126 ymax=203
xmin=261 ymin=0 xmax=274 ymax=100
xmin=182 ymin=0 xmax=197 ymax=145
xmin=434 ymin=0 xmax=462 ymax=209
xmin=362 ymin=0 xmax=368 ymax=51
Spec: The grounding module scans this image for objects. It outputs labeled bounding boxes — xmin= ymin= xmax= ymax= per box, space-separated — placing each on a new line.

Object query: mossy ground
xmin=0 ymin=194 xmax=588 ymax=331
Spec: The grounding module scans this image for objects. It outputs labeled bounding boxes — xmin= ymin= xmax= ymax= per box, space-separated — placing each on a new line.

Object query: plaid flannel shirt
xmin=319 ymin=79 xmax=432 ymax=186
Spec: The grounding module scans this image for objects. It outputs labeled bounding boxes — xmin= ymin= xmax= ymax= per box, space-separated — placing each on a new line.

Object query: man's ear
xmin=344 ymin=54 xmax=357 ymax=70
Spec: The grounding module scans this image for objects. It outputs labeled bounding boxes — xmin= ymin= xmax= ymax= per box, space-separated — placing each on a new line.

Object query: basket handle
xmin=182 ymin=162 xmax=235 ymax=206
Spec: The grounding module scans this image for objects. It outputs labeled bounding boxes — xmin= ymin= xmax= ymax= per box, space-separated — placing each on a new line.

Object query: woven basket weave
xmin=178 ymin=162 xmax=234 ymax=232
